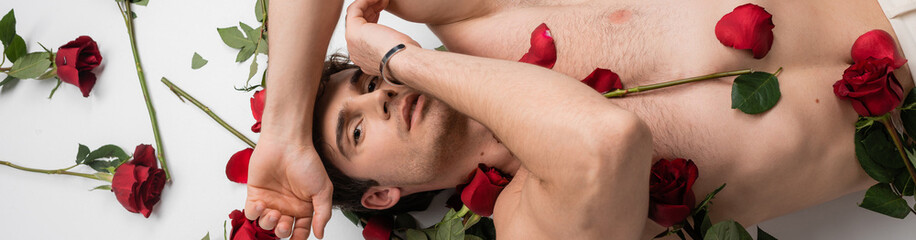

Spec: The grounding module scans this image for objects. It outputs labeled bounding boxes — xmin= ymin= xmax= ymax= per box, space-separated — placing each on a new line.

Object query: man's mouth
xmin=401 ymin=94 xmax=424 ymax=131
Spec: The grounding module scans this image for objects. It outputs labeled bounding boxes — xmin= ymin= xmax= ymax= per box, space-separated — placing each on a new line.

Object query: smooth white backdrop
xmin=0 ymin=0 xmax=912 ymax=239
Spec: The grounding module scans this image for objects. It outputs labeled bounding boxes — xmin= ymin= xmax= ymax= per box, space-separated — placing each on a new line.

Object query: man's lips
xmin=400 ymin=93 xmax=421 ymax=131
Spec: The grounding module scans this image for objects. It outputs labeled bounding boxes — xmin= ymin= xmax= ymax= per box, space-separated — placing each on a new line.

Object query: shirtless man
xmin=243 ymin=0 xmax=915 ymax=239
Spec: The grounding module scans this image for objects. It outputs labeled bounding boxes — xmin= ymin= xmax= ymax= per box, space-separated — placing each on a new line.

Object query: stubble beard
xmin=397 ymin=99 xmax=469 ymax=186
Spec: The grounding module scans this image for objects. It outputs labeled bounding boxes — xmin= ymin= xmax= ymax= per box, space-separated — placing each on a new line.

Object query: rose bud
xmin=715 ymin=4 xmax=775 ymax=59
xmin=648 ymin=158 xmax=698 ymax=227
xmin=833 ymin=57 xmax=904 ymax=117
xmin=460 ymin=164 xmax=512 ymax=216
xmin=851 ymin=30 xmax=907 ymax=69
xmin=55 ymin=35 xmax=102 ymax=97
xmin=226 ymin=148 xmax=254 ymax=184
xmin=581 ymin=68 xmax=623 ymax=93
xmin=111 ymin=144 xmax=166 ymax=218
xmin=518 ymin=23 xmax=557 ymax=69
xmin=250 ymin=89 xmax=266 ymax=133
xmin=362 ymin=215 xmax=394 ymax=240
xmin=228 ymin=210 xmax=279 ymax=240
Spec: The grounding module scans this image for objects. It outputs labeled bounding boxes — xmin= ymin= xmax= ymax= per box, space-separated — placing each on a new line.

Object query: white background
xmin=0 ymin=0 xmax=913 ymax=239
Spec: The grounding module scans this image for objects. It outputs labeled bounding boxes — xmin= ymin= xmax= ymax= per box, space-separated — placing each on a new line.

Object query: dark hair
xmin=313 ymin=53 xmax=438 ymax=215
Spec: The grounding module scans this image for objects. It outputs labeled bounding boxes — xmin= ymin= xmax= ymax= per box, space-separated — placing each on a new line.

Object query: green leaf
xmin=464 ymin=235 xmax=483 ymax=240
xmin=83 ymin=144 xmax=130 ymax=173
xmin=90 ymin=185 xmax=112 ymax=191
xmin=248 ymin=58 xmax=258 ymax=80
xmin=0 ymin=75 xmax=17 ymax=88
xmin=900 ymin=88 xmax=916 ymax=138
xmin=435 ymin=218 xmax=464 ymax=240
xmin=435 ymin=45 xmax=448 ymax=52
xmin=730 ymin=71 xmax=781 ymax=114
xmin=240 ymin=22 xmax=256 ymax=42
xmin=75 ymin=144 xmax=90 ymax=164
xmin=201 ymin=232 xmax=210 ymax=240
xmin=236 ymin=45 xmax=256 ymax=62
xmin=131 ymin=0 xmax=150 ymax=6
xmin=856 ymin=117 xmax=875 ymax=130
xmin=260 ymin=68 xmax=267 ymax=87
xmin=439 ymin=209 xmax=458 ymax=223
xmin=693 ymin=183 xmax=726 ymax=215
xmin=342 ymin=210 xmax=361 ymax=226
xmin=217 ymin=27 xmax=248 ymax=49
xmin=0 ymin=9 xmax=16 ymax=46
xmin=5 ymin=35 xmax=25 ymax=62
xmin=756 ymin=227 xmax=776 ymax=240
xmin=859 ymin=183 xmax=910 ymax=219
xmin=394 ymin=213 xmax=419 ymax=229
xmin=703 ymin=220 xmax=752 ymax=240
xmin=191 ymin=52 xmax=208 ymax=69
xmin=463 ymin=217 xmax=495 ymax=240
xmin=8 ymin=52 xmax=51 ymax=79
xmin=893 ymin=171 xmax=914 ymax=196
xmin=407 ymin=229 xmax=428 ymax=240
xmin=256 ymin=36 xmax=268 ymax=55
xmin=856 ymin=123 xmax=904 ymax=183
xmin=255 ymin=0 xmax=267 ymax=22
xmin=130 ymin=11 xmax=137 ymax=19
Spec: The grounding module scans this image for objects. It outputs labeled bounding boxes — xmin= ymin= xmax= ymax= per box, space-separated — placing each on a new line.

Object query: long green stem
xmin=119 ymin=2 xmax=170 ymax=180
xmin=161 ymin=78 xmax=257 ymax=148
xmin=604 ymin=69 xmax=753 ymax=98
xmin=0 ymin=160 xmax=112 ymax=182
xmin=878 ymin=117 xmax=916 ymax=186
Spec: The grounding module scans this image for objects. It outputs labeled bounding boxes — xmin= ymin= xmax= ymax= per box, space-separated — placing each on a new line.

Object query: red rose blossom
xmin=362 ymin=215 xmax=393 ymax=240
xmin=459 ymin=164 xmax=511 ymax=216
xmin=851 ymin=30 xmax=907 ymax=69
xmin=648 ymin=158 xmax=698 ymax=227
xmin=111 ymin=144 xmax=166 ymax=218
xmin=833 ymin=57 xmax=904 ymax=117
xmin=55 ymin=35 xmax=102 ymax=97
xmin=714 ymin=4 xmax=775 ymax=59
xmin=229 ymin=210 xmax=279 ymax=240
xmin=518 ymin=23 xmax=557 ymax=69
xmin=226 ymin=148 xmax=253 ymax=184
xmin=250 ymin=89 xmax=266 ymax=133
xmin=581 ymin=68 xmax=623 ymax=93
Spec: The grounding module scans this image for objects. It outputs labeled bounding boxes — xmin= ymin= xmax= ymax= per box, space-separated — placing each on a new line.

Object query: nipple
xmin=608 ymin=10 xmax=631 ymax=24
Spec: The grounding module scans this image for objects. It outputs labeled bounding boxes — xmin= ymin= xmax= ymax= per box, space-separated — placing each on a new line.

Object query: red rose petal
xmin=581 ymin=68 xmax=623 ymax=93
xmin=833 ymin=58 xmax=904 ymax=116
xmin=131 ymin=144 xmax=158 ymax=168
xmin=112 ymin=164 xmax=141 ymax=214
xmin=226 ymin=148 xmax=254 ymax=184
xmin=55 ymin=47 xmax=81 ymax=86
xmin=362 ymin=216 xmax=393 ymax=240
xmin=649 ymin=203 xmax=692 ymax=227
xmin=461 ymin=167 xmax=506 ymax=216
xmin=648 ymin=158 xmax=698 ymax=227
xmin=250 ymin=89 xmax=266 ymax=133
xmin=76 ymin=71 xmax=97 ymax=98
xmin=714 ymin=4 xmax=775 ymax=59
xmin=229 ymin=209 xmax=279 ymax=240
xmin=852 ymin=30 xmax=907 ymax=69
xmin=518 ymin=23 xmax=557 ymax=69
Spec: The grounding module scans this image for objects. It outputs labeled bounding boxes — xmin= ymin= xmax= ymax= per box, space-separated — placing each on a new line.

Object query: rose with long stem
xmin=603 ymin=69 xmax=775 ymax=98
xmin=0 ymin=160 xmax=112 ymax=182
xmin=116 ymin=1 xmax=170 ymax=180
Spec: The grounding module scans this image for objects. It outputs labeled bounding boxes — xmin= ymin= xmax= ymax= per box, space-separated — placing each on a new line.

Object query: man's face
xmin=316 ymin=68 xmax=469 ymax=187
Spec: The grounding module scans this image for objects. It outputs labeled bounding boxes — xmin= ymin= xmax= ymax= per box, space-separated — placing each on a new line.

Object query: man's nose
xmin=360 ymin=89 xmax=396 ymax=120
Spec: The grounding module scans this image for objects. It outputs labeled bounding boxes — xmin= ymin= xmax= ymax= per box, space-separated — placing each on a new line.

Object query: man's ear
xmin=361 ymin=186 xmax=402 ymax=210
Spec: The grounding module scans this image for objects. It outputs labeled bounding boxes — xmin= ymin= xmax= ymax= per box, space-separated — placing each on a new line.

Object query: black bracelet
xmin=379 ymin=44 xmax=406 ymax=86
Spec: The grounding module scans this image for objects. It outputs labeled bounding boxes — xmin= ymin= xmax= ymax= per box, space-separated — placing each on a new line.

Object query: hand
xmin=345 ymin=0 xmax=420 ymax=76
xmin=244 ymin=136 xmax=333 ymax=240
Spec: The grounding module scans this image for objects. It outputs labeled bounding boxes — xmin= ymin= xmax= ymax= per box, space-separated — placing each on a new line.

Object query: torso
xmin=395 ymin=0 xmax=913 ymax=237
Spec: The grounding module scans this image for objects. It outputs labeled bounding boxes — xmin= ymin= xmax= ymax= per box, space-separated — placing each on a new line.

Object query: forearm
xmin=261 ymin=0 xmax=343 ymax=142
xmin=388 ymin=46 xmax=643 ymax=182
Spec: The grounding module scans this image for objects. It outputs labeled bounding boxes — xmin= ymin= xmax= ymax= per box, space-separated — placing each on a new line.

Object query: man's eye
xmin=367 ymin=77 xmax=378 ymax=93
xmin=353 ymin=123 xmax=363 ymax=144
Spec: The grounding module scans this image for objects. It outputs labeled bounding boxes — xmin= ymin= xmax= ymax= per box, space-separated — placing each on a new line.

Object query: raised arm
xmin=346 ymin=0 xmax=653 ymax=238
xmin=243 ymin=1 xmax=343 ymax=240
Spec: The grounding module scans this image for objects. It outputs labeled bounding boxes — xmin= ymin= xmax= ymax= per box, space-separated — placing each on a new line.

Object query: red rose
xmin=833 ymin=57 xmax=904 ymax=117
xmin=226 ymin=148 xmax=253 ymax=184
xmin=715 ymin=4 xmax=775 ymax=59
xmin=581 ymin=68 xmax=623 ymax=93
xmin=111 ymin=144 xmax=166 ymax=218
xmin=648 ymin=158 xmax=698 ymax=227
xmin=518 ymin=23 xmax=557 ymax=69
xmin=459 ymin=164 xmax=511 ymax=216
xmin=250 ymin=89 xmax=266 ymax=133
xmin=852 ymin=30 xmax=907 ymax=69
xmin=55 ymin=35 xmax=102 ymax=97
xmin=229 ymin=210 xmax=279 ymax=240
xmin=362 ymin=215 xmax=393 ymax=240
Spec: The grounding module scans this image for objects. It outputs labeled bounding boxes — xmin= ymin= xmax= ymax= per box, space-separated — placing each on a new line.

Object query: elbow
xmin=580 ymin=111 xmax=653 ymax=184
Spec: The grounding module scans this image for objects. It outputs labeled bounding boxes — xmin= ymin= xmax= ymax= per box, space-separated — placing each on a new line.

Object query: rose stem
xmin=161 ymin=78 xmax=257 ymax=148
xmin=0 ymin=160 xmax=112 ymax=182
xmin=603 ymin=69 xmax=753 ymax=98
xmin=118 ymin=1 xmax=170 ymax=181
xmin=680 ymin=219 xmax=702 ymax=240
xmin=0 ymin=67 xmax=10 ymax=71
xmin=878 ymin=117 xmax=916 ymax=188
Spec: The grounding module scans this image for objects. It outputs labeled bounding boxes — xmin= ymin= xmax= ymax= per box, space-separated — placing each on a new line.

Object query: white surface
xmin=0 ymin=0 xmax=913 ymax=239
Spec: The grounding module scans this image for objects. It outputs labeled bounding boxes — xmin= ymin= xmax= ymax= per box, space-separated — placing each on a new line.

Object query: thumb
xmin=311 ymin=188 xmax=334 ymax=239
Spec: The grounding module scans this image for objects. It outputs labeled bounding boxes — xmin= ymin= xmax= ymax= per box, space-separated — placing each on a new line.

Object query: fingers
xmin=312 ymin=190 xmax=334 ymax=239
xmin=275 ymin=215 xmax=295 ymax=238
xmin=258 ymin=209 xmax=281 ymax=230
xmin=291 ymin=218 xmax=314 ymax=240
xmin=244 ymin=201 xmax=265 ymax=221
